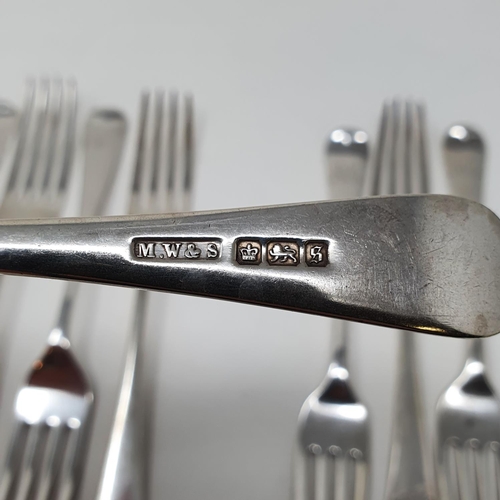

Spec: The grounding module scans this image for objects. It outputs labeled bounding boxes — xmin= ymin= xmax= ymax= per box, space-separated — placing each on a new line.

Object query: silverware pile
xmin=293 ymin=101 xmax=500 ymax=500
xmin=0 ymin=79 xmax=498 ymax=500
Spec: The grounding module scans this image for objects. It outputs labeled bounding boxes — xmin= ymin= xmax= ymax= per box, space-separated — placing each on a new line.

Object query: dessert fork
xmin=0 ymin=94 xmax=127 ymax=499
xmin=382 ymin=100 xmax=436 ymax=500
xmin=436 ymin=125 xmax=500 ymax=500
xmin=0 ymin=77 xmax=78 ymax=500
xmin=293 ymin=128 xmax=369 ymax=500
xmin=96 ymin=90 xmax=194 ymax=499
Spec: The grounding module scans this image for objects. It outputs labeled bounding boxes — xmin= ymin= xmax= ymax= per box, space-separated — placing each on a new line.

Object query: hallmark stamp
xmin=134 ymin=239 xmax=221 ymax=261
xmin=305 ymin=241 xmax=328 ymax=267
xmin=236 ymin=240 xmax=262 ymax=265
xmin=267 ymin=241 xmax=299 ymax=266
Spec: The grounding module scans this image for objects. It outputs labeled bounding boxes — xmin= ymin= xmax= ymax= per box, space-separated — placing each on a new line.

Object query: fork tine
xmin=352 ymin=458 xmax=368 ymax=500
xmin=465 ymin=442 xmax=483 ymax=500
xmin=181 ymin=93 xmax=194 ymax=212
xmin=167 ymin=91 xmax=178 ymax=212
xmin=130 ymin=91 xmax=151 ymax=215
xmin=26 ymin=79 xmax=59 ymax=193
xmin=24 ymin=426 xmax=50 ymax=500
xmin=132 ymin=91 xmax=150 ymax=196
xmin=374 ymin=100 xmax=398 ymax=196
xmin=150 ymin=89 xmax=164 ymax=198
xmin=38 ymin=79 xmax=63 ymax=193
xmin=445 ymin=443 xmax=463 ymax=500
xmin=394 ymin=100 xmax=409 ymax=194
xmin=52 ymin=428 xmax=81 ymax=500
xmin=45 ymin=426 xmax=72 ymax=500
xmin=324 ymin=456 xmax=337 ymax=500
xmin=6 ymin=80 xmax=36 ymax=193
xmin=9 ymin=424 xmax=42 ymax=500
xmin=303 ymin=454 xmax=317 ymax=500
xmin=26 ymin=426 xmax=59 ymax=500
xmin=492 ymin=444 xmax=500 ymax=500
xmin=55 ymin=79 xmax=77 ymax=195
xmin=23 ymin=79 xmax=50 ymax=194
xmin=407 ymin=101 xmax=428 ymax=194
xmin=0 ymin=423 xmax=30 ymax=499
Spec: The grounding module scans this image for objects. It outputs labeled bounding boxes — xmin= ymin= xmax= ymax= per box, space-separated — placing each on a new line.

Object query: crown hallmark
xmin=236 ymin=240 xmax=262 ymax=265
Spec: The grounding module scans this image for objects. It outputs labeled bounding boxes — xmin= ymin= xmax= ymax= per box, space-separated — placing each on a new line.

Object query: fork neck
xmin=52 ymin=280 xmax=79 ymax=343
xmin=466 ymin=338 xmax=484 ymax=363
xmin=330 ymin=320 xmax=347 ymax=367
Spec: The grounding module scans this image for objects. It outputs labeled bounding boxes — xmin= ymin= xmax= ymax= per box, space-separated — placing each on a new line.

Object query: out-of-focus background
xmin=0 ymin=1 xmax=499 ymax=499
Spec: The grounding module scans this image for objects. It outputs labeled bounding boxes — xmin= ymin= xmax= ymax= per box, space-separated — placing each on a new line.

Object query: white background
xmin=0 ymin=0 xmax=499 ymax=499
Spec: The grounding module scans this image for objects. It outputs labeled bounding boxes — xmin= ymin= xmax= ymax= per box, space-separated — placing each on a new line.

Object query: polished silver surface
xmin=0 ymin=194 xmax=497 ymax=338
xmin=97 ymin=90 xmax=193 ymax=500
xmin=293 ymin=128 xmax=369 ymax=500
xmin=382 ymin=100 xmax=435 ymax=500
xmin=436 ymin=125 xmax=500 ymax=499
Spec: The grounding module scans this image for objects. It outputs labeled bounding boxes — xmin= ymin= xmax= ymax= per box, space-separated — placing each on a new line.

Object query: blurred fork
xmin=0 ymin=78 xmax=78 ymax=499
xmin=293 ymin=128 xmax=370 ymax=500
xmin=0 ymin=78 xmax=75 ymax=219
xmin=436 ymin=125 xmax=500 ymax=500
xmin=96 ymin=89 xmax=194 ymax=500
xmin=0 ymin=84 xmax=127 ymax=499
xmin=380 ymin=100 xmax=436 ymax=500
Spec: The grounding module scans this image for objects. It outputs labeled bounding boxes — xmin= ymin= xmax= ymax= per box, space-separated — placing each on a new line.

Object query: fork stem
xmin=53 ymin=280 xmax=79 ymax=341
xmin=330 ymin=320 xmax=348 ymax=368
xmin=385 ymin=330 xmax=435 ymax=500
xmin=466 ymin=338 xmax=484 ymax=363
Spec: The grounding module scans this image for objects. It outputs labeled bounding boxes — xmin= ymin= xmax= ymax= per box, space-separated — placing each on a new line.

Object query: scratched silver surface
xmin=0 ymin=195 xmax=498 ymax=339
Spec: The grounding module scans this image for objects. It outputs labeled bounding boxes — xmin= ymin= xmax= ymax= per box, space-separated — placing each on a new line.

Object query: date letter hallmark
xmin=133 ymin=239 xmax=221 ymax=262
xmin=305 ymin=241 xmax=328 ymax=267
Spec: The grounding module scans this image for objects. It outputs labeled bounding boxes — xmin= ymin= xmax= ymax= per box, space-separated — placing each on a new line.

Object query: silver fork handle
xmin=385 ymin=331 xmax=432 ymax=499
xmin=97 ymin=289 xmax=149 ymax=499
xmin=0 ymin=195 xmax=499 ymax=339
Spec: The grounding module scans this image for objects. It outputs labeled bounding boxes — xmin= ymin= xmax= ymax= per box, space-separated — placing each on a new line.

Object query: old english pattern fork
xmin=0 ymin=96 xmax=127 ymax=499
xmin=96 ymin=90 xmax=194 ymax=500
xmin=0 ymin=79 xmax=81 ymax=500
xmin=294 ymin=128 xmax=370 ymax=500
xmin=381 ymin=100 xmax=436 ymax=500
xmin=436 ymin=125 xmax=500 ymax=500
